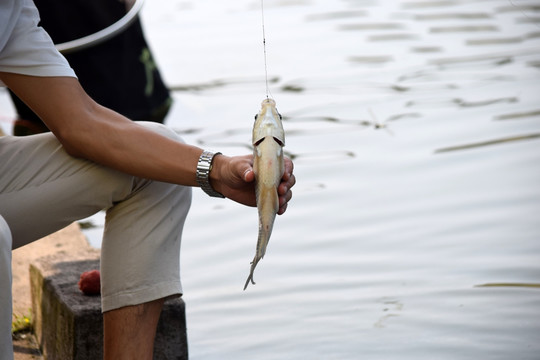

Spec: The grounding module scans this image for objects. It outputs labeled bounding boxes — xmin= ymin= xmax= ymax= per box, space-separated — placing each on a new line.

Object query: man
xmin=0 ymin=1 xmax=296 ymax=359
xmin=9 ymin=0 xmax=173 ymax=135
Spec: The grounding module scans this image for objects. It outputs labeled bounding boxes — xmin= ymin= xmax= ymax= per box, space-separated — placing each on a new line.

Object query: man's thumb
xmin=242 ymin=167 xmax=255 ymax=182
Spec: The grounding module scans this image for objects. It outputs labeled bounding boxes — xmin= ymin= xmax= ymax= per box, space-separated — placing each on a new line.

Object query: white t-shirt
xmin=0 ymin=0 xmax=22 ymax=51
xmin=0 ymin=0 xmax=76 ymax=86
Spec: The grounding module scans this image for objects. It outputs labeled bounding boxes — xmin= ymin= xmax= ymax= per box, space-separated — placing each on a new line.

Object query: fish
xmin=244 ymin=98 xmax=285 ymax=290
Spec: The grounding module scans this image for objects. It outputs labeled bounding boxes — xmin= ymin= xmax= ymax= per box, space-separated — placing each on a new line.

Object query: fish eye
xmin=278 ymin=113 xmax=283 ymax=120
xmin=254 ymin=114 xmax=258 ymax=120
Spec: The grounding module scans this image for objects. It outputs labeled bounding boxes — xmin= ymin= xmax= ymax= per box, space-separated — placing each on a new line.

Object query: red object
xmin=78 ymin=270 xmax=101 ymax=295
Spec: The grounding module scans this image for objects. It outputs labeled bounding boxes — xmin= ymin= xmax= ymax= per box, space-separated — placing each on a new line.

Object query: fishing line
xmin=508 ymin=0 xmax=540 ymax=29
xmin=260 ymin=0 xmax=272 ymax=99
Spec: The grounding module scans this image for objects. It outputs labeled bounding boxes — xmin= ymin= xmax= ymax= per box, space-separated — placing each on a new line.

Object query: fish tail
xmin=244 ymin=190 xmax=277 ymax=290
xmin=243 ymin=257 xmax=260 ymax=290
xmin=244 ymin=228 xmax=268 ymax=290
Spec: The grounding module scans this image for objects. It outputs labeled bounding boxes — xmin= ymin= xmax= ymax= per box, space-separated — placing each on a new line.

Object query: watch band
xmin=196 ymin=150 xmax=225 ymax=198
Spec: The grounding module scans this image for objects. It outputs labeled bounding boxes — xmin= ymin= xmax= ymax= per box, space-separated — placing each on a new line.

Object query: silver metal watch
xmin=196 ymin=150 xmax=225 ymax=198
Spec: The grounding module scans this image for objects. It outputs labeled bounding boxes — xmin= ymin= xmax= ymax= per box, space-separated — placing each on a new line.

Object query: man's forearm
xmin=1 ymin=73 xmax=204 ymax=187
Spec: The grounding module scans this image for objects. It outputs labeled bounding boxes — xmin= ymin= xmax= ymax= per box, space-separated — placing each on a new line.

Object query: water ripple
xmin=349 ymin=55 xmax=394 ymax=64
xmin=494 ymin=109 xmax=540 ymax=120
xmin=434 ymin=133 xmax=540 ymax=153
xmin=168 ymin=76 xmax=280 ymax=92
xmin=368 ymin=33 xmax=419 ymax=41
xmin=475 ymin=283 xmax=540 ymax=289
xmin=453 ymin=97 xmax=518 ymax=107
xmin=496 ymin=4 xmax=540 ymax=13
xmin=402 ymin=1 xmax=459 ymax=9
xmin=430 ymin=25 xmax=499 ymax=33
xmin=339 ymin=23 xmax=405 ymax=31
xmin=287 ymin=150 xmax=356 ymax=162
xmin=466 ymin=31 xmax=540 ymax=46
xmin=414 ymin=12 xmax=492 ymax=20
xmin=306 ymin=11 xmax=367 ymax=21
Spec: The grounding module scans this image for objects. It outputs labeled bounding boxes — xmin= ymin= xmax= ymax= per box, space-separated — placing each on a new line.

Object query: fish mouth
xmin=261 ymin=98 xmax=276 ymax=107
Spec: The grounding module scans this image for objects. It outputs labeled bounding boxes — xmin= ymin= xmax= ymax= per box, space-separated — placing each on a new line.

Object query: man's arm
xmin=0 ymin=73 xmax=294 ymax=211
xmin=2 ymin=74 xmax=202 ymax=184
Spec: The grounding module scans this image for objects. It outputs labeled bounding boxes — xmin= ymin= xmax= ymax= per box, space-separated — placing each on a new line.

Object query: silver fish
xmin=244 ymin=98 xmax=285 ymax=290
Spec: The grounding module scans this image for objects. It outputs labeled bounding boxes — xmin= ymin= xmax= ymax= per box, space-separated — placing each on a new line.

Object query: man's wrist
xmin=196 ymin=150 xmax=225 ymax=198
xmin=209 ymin=153 xmax=223 ymax=185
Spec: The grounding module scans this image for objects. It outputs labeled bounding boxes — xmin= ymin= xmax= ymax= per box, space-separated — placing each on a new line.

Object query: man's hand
xmin=210 ymin=154 xmax=295 ymax=214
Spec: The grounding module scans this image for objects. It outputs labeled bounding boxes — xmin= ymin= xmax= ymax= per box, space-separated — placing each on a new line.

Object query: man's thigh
xmin=0 ymin=132 xmax=136 ymax=248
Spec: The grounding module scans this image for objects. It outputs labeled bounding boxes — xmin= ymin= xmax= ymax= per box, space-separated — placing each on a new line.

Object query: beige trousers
xmin=0 ymin=122 xmax=192 ymax=315
xmin=0 ymin=215 xmax=13 ymax=360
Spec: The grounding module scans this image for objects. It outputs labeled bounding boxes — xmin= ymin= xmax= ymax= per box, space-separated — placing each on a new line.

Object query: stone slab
xmin=12 ymin=223 xmax=96 ymax=360
xmin=30 ymin=256 xmax=188 ymax=359
xmin=12 ymin=223 xmax=95 ymax=321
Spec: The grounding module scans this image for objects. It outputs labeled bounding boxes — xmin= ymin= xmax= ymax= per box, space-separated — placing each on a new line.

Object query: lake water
xmin=1 ymin=0 xmax=540 ymax=359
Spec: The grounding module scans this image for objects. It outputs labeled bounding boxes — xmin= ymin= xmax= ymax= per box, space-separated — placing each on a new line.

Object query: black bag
xmin=10 ymin=0 xmax=172 ymax=130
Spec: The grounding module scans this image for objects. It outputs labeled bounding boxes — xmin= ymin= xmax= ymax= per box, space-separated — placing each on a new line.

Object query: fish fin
xmin=243 ymin=274 xmax=254 ymax=291
xmin=243 ymin=257 xmax=260 ymax=290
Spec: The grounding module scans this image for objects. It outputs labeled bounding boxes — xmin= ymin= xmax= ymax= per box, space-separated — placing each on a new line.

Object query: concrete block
xmin=30 ymin=256 xmax=188 ymax=359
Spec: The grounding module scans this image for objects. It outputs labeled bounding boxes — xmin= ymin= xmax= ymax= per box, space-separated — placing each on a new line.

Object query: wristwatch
xmin=196 ymin=150 xmax=225 ymax=198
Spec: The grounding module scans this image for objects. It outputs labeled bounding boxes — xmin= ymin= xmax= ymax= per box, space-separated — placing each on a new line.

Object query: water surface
xmin=144 ymin=1 xmax=540 ymax=359
xmin=1 ymin=0 xmax=539 ymax=359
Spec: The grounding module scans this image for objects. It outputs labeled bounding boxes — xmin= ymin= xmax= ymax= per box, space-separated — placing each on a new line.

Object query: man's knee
xmin=0 ymin=216 xmax=12 ymax=253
